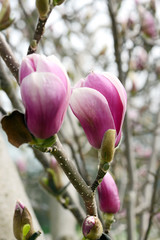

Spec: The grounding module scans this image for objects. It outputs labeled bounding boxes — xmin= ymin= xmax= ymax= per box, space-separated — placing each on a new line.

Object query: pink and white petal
xmin=71 ymin=78 xmax=85 ymax=94
xmin=84 ymin=72 xmax=125 ymax=138
xmin=74 ymin=78 xmax=85 ymax=88
xmin=103 ymin=72 xmax=127 ymax=110
xmin=21 ymin=72 xmax=68 ymax=139
xmin=70 ymin=87 xmax=116 ymax=149
xmin=36 ymin=55 xmax=69 ymax=89
xmin=19 ymin=54 xmax=40 ymax=84
xmin=103 ymin=72 xmax=127 ymax=140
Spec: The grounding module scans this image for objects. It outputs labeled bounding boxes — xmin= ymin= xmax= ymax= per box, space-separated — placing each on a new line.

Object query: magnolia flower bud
xmin=82 ymin=216 xmax=103 ymax=240
xmin=130 ymin=47 xmax=148 ymax=71
xmin=98 ymin=172 xmax=120 ymax=214
xmin=141 ymin=9 xmax=157 ymax=38
xmin=70 ymin=72 xmax=127 ymax=149
xmin=49 ymin=157 xmax=63 ymax=189
xmin=19 ymin=54 xmax=70 ymax=139
xmin=13 ymin=201 xmax=35 ymax=240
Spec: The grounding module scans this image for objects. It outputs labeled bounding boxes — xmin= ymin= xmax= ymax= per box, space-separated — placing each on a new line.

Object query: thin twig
xmin=0 ymin=33 xmax=19 ymax=83
xmin=46 ymin=135 xmax=97 ymax=216
xmin=143 ymin=165 xmax=160 ymax=240
xmin=107 ymin=1 xmax=136 ymax=239
xmin=107 ymin=0 xmax=123 ymax=83
xmin=123 ymin=112 xmax=136 ymax=240
xmin=33 ymin=148 xmax=50 ymax=169
xmin=139 ymin=108 xmax=160 ymax=239
xmin=91 ymin=168 xmax=106 ymax=192
xmin=0 ymin=106 xmax=7 ymax=115
xmin=18 ymin=0 xmax=35 ymax=34
xmin=57 ymin=191 xmax=85 ymax=225
xmin=27 ymin=5 xmax=53 ymax=55
xmin=0 ymin=60 xmax=23 ymax=111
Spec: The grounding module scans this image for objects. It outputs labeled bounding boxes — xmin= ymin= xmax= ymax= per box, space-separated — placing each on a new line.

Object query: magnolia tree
xmin=0 ymin=0 xmax=160 ymax=240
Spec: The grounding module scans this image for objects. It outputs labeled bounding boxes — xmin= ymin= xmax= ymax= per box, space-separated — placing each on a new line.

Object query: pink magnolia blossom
xmin=70 ymin=72 xmax=127 ymax=148
xmin=20 ymin=54 xmax=70 ymax=139
xmin=131 ymin=46 xmax=148 ymax=71
xmin=98 ymin=172 xmax=120 ymax=214
xmin=141 ymin=10 xmax=157 ymax=38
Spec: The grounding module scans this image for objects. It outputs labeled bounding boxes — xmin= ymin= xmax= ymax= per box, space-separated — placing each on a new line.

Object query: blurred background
xmin=0 ymin=0 xmax=160 ymax=240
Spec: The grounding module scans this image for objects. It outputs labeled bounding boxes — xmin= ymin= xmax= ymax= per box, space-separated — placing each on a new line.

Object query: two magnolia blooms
xmin=20 ymin=53 xmax=127 ymax=216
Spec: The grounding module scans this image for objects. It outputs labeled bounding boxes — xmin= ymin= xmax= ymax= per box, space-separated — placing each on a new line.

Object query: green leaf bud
xmin=36 ymin=0 xmax=50 ymax=19
xmin=100 ymin=129 xmax=116 ymax=164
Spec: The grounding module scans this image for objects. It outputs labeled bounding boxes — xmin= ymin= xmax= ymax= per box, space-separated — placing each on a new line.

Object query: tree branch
xmin=143 ymin=165 xmax=160 ymax=240
xmin=0 ymin=33 xmax=19 ymax=83
xmin=123 ymin=113 xmax=136 ymax=240
xmin=45 ymin=135 xmax=97 ymax=216
xmin=107 ymin=0 xmax=123 ymax=83
xmin=0 ymin=60 xmax=23 ymax=111
xmin=27 ymin=5 xmax=53 ymax=55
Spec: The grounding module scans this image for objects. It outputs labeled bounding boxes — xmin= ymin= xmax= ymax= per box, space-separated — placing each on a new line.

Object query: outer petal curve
xmin=19 ymin=54 xmax=69 ymax=91
xmin=84 ymin=72 xmax=127 ymax=143
xmin=103 ymin=72 xmax=127 ymax=144
xmin=19 ymin=54 xmax=40 ymax=84
xmin=70 ymin=87 xmax=116 ymax=148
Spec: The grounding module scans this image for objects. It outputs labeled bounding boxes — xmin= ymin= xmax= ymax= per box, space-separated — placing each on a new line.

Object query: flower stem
xmin=91 ymin=168 xmax=107 ymax=192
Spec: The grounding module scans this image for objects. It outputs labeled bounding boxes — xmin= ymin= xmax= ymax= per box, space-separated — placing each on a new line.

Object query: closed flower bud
xmin=36 ymin=0 xmax=50 ymax=19
xmin=49 ymin=157 xmax=63 ymax=189
xmin=19 ymin=54 xmax=70 ymax=139
xmin=130 ymin=46 xmax=148 ymax=71
xmin=98 ymin=172 xmax=120 ymax=214
xmin=141 ymin=10 xmax=157 ymax=38
xmin=82 ymin=216 xmax=103 ymax=240
xmin=70 ymin=72 xmax=127 ymax=149
xmin=13 ymin=201 xmax=35 ymax=240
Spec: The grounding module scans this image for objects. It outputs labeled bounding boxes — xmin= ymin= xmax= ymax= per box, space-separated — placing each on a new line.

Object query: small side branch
xmin=0 ymin=33 xmax=19 ymax=83
xmin=27 ymin=5 xmax=53 ymax=55
xmin=107 ymin=1 xmax=136 ymax=239
xmin=57 ymin=191 xmax=85 ymax=225
xmin=91 ymin=168 xmax=106 ymax=192
xmin=33 ymin=147 xmax=85 ymax=224
xmin=49 ymin=136 xmax=97 ymax=216
xmin=143 ymin=165 xmax=160 ymax=240
xmin=0 ymin=60 xmax=23 ymax=111
xmin=107 ymin=0 xmax=123 ymax=83
xmin=123 ymin=113 xmax=136 ymax=240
